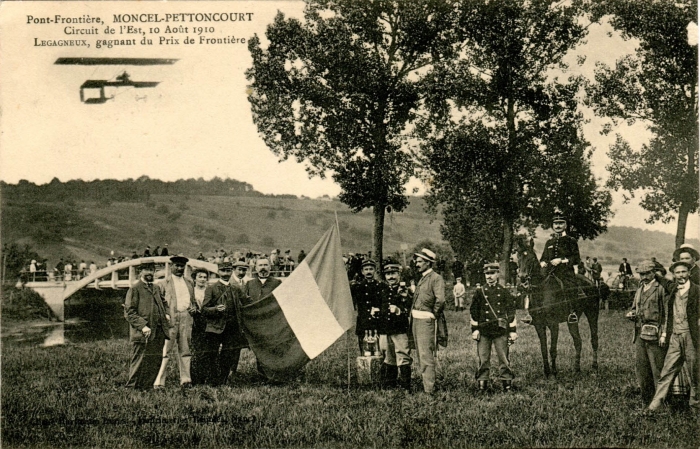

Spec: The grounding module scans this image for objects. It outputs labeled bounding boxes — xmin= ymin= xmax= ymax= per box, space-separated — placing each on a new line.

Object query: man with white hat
xmin=411 ymin=248 xmax=445 ymax=394
xmin=644 ymin=260 xmax=699 ymax=414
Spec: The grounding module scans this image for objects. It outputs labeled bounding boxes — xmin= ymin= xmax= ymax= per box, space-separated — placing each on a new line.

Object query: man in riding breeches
xmin=470 ymin=263 xmax=518 ymax=391
xmin=540 ymin=209 xmax=581 ymax=323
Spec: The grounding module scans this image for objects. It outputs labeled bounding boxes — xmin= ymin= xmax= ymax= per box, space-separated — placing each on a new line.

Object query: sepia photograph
xmin=1 ymin=0 xmax=698 ymax=447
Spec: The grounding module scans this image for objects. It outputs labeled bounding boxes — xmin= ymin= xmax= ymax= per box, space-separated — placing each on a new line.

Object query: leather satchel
xmin=640 ymin=324 xmax=659 ymax=341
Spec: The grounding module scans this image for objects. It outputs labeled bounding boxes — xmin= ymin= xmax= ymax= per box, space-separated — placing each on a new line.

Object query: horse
xmin=516 ymin=240 xmax=609 ymax=378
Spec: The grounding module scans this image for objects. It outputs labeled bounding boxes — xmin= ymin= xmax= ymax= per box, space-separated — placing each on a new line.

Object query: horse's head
xmin=515 ymin=239 xmax=540 ymax=282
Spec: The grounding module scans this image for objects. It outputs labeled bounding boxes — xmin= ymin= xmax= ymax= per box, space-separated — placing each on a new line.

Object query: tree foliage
xmin=246 ymin=0 xmax=459 ymax=266
xmin=585 ymin=0 xmax=698 ymax=246
xmin=420 ymin=0 xmax=612 ymax=278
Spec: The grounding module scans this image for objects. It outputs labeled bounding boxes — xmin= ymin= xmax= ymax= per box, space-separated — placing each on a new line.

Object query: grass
xmin=2 ymin=307 xmax=698 ymax=448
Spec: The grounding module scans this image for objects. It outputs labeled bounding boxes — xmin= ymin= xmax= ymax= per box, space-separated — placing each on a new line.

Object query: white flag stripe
xmin=274 ymin=261 xmax=345 ymax=359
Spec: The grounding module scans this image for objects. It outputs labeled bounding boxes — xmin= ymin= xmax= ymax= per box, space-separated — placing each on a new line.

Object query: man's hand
xmin=187 ymin=306 xmax=198 ymax=315
xmin=659 ymin=334 xmax=667 ymax=347
xmin=389 ymin=305 xmax=400 ymax=315
xmin=509 ymin=332 xmax=518 ymax=343
xmin=142 ymin=326 xmax=152 ymax=339
xmin=471 ymin=330 xmax=480 ymax=341
xmin=550 ymin=258 xmax=562 ymax=266
xmin=370 ymin=307 xmax=380 ymax=317
xmin=165 ymin=314 xmax=170 ymax=322
xmin=540 ymin=261 xmax=548 ymax=268
xmin=215 ymin=304 xmax=226 ymax=312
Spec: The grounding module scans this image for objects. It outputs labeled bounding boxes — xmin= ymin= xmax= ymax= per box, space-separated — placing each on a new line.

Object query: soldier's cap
xmin=170 ymin=255 xmax=189 ymax=265
xmin=553 ymin=208 xmax=567 ymax=222
xmin=669 ymin=260 xmax=693 ymax=273
xmin=361 ymin=259 xmax=377 ymax=268
xmin=383 ymin=263 xmax=401 ymax=273
xmin=483 ymin=262 xmax=500 ymax=273
xmin=413 ymin=248 xmax=436 ymax=263
xmin=233 ymin=258 xmax=248 ymax=268
xmin=673 ymin=243 xmax=700 ymax=262
xmin=635 ymin=260 xmax=656 ymax=274
xmin=218 ymin=261 xmax=234 ymax=271
xmin=139 ymin=260 xmax=156 ymax=271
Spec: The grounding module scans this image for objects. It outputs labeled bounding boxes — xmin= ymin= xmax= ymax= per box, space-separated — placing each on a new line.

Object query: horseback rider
xmin=539 ymin=209 xmax=581 ymax=323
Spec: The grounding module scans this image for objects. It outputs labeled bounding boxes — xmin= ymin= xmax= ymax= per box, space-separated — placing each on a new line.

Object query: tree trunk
xmin=675 ymin=200 xmax=690 ymax=248
xmin=373 ymin=203 xmax=385 ymax=277
xmin=500 ymin=218 xmax=514 ymax=285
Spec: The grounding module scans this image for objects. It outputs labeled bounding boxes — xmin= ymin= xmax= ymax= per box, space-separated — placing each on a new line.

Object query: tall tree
xmin=586 ymin=0 xmax=698 ymax=247
xmin=246 ymin=0 xmax=457 ymax=267
xmin=419 ymin=0 xmax=612 ymax=280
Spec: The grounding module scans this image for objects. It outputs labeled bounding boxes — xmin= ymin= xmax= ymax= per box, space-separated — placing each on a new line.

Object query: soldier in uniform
xmin=470 ymin=263 xmax=518 ymax=391
xmin=378 ymin=260 xmax=412 ymax=390
xmin=539 ymin=209 xmax=581 ymax=323
xmin=351 ymin=259 xmax=382 ymax=354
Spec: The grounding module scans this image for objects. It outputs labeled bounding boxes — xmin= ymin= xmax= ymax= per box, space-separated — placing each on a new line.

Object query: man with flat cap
xmin=411 ymin=248 xmax=445 ymax=394
xmin=378 ymin=259 xmax=412 ymax=390
xmin=230 ymin=258 xmax=249 ymax=290
xmin=351 ymin=258 xmax=383 ymax=355
xmin=124 ymin=262 xmax=170 ymax=390
xmin=540 ymin=209 xmax=581 ymax=323
xmin=673 ymin=244 xmax=700 ymax=286
xmin=155 ymin=255 xmax=195 ymax=389
xmin=644 ymin=260 xmax=700 ymax=414
xmin=200 ymin=260 xmax=248 ymax=386
xmin=626 ymin=260 xmax=668 ymax=404
xmin=470 ymin=263 xmax=518 ymax=391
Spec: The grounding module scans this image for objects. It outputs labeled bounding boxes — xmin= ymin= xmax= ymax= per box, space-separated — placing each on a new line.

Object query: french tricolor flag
xmin=240 ymin=224 xmax=354 ymax=380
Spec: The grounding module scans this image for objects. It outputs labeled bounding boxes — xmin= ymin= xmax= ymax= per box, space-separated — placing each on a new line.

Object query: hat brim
xmin=413 ymin=253 xmax=435 ymax=263
xmin=670 ymin=261 xmax=693 ymax=272
xmin=673 ymin=247 xmax=700 ymax=261
xmin=170 ymin=256 xmax=189 ymax=264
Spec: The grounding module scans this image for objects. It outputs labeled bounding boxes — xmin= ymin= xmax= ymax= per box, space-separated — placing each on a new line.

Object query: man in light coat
xmin=154 ymin=255 xmax=195 ymax=388
xmin=411 ymin=248 xmax=445 ymax=395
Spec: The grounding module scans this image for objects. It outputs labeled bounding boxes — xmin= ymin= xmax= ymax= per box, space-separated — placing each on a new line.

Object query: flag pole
xmin=336 ymin=210 xmax=351 ymax=393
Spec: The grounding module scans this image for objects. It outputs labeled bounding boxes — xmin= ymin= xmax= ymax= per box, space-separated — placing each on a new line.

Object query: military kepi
xmin=170 ymin=254 xmax=189 ymax=264
xmin=483 ymin=262 xmax=500 ymax=273
xmin=361 ymin=259 xmax=377 ymax=268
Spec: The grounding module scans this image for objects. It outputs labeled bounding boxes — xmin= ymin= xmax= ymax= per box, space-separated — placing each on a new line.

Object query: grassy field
xmin=3 ymin=307 xmax=697 ymax=448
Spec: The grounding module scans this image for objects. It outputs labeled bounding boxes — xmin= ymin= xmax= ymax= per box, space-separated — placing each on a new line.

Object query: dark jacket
xmin=470 ymin=283 xmax=517 ymax=337
xmin=124 ymin=280 xmax=170 ymax=343
xmin=201 ymin=281 xmax=243 ymax=334
xmin=351 ymin=277 xmax=383 ymax=336
xmin=619 ymin=262 xmax=633 ymax=276
xmin=630 ymin=280 xmax=667 ymax=343
xmin=540 ymin=233 xmax=580 ymax=281
xmin=243 ymin=276 xmax=282 ymax=306
xmin=379 ymin=283 xmax=410 ymax=335
xmin=655 ymin=273 xmax=699 ymax=349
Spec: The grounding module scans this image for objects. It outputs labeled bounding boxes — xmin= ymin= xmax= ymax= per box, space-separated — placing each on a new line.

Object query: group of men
xmin=628 ymin=243 xmax=700 ymax=415
xmin=123 ymin=254 xmax=281 ymax=390
xmin=351 ymin=248 xmax=446 ymax=395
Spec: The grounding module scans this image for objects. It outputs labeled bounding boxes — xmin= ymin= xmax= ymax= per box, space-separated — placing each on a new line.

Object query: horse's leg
xmin=567 ymin=321 xmax=582 ymax=373
xmin=535 ymin=324 xmax=550 ymax=378
xmin=549 ymin=323 xmax=559 ymax=377
xmin=585 ymin=305 xmax=600 ymax=370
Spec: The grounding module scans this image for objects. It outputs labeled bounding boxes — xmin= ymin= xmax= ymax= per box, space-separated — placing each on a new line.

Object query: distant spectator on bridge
xmin=197 ymin=252 xmax=206 ymax=261
xmin=155 ymin=255 xmax=195 ymax=389
xmin=160 ymin=244 xmax=169 ymax=257
xmin=89 ymin=261 xmax=97 ymax=274
xmin=153 ymin=246 xmax=161 ymax=257
xmin=131 ymin=251 xmax=139 ymax=260
xmin=55 ymin=258 xmax=65 ymax=281
xmin=79 ymin=260 xmax=87 ymax=278
xmin=144 ymin=246 xmax=151 ymax=257
xmin=673 ymin=244 xmax=700 ymax=286
xmin=124 ymin=262 xmax=170 ymax=391
xmin=64 ymin=261 xmax=73 ymax=281
xmin=29 ymin=260 xmax=37 ymax=279
xmin=298 ymin=249 xmax=307 ymax=264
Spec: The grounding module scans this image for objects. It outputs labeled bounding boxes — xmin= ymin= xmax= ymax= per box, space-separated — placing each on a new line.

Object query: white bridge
xmin=18 ymin=257 xmax=219 ymax=321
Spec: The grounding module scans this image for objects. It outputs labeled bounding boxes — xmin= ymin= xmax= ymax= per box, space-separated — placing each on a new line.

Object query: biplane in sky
xmin=54 ymin=57 xmax=178 ymax=104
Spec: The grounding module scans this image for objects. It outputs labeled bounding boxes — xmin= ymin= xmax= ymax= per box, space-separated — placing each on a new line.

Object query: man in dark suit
xmin=351 ymin=259 xmax=383 ymax=354
xmin=124 ymin=262 xmax=170 ymax=390
xmin=200 ymin=261 xmax=247 ymax=386
xmin=540 ymin=209 xmax=581 ymax=323
xmin=243 ymin=258 xmax=282 ymax=305
xmin=619 ymin=258 xmax=633 ymax=276
xmin=645 ymin=261 xmax=699 ymax=414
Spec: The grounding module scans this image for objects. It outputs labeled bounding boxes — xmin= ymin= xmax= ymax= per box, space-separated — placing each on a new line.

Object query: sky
xmin=0 ymin=1 xmax=697 ymax=239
